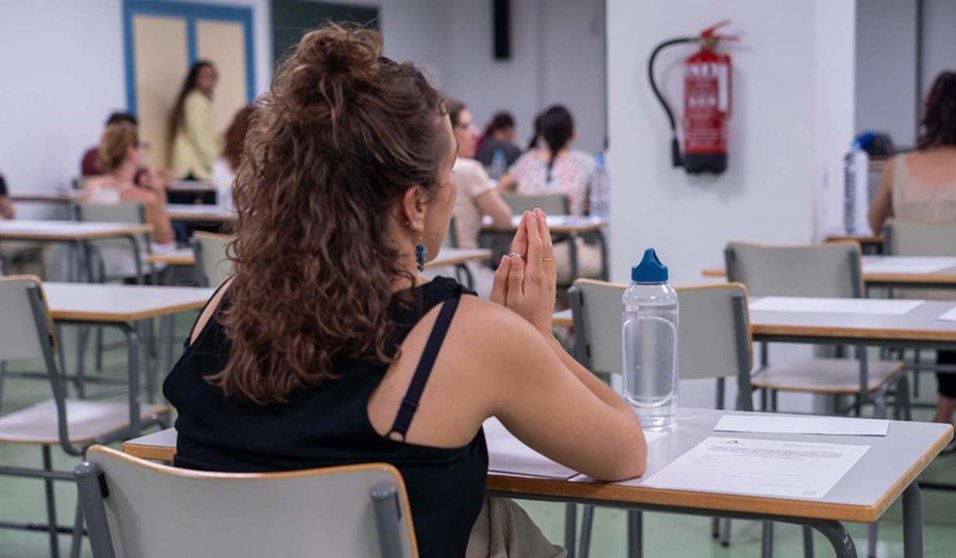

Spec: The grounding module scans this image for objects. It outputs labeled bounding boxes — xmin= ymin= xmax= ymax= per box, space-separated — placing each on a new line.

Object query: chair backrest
xmin=77 ymin=202 xmax=146 ymax=228
xmin=76 ymin=445 xmax=417 ymax=558
xmin=443 ymin=215 xmax=460 ymax=249
xmin=884 ymin=220 xmax=956 ymax=257
xmin=570 ymin=280 xmax=752 ymax=399
xmin=502 ymin=192 xmax=569 ymax=215
xmin=191 ymin=232 xmax=233 ymax=287
xmin=724 ymin=241 xmax=862 ymax=298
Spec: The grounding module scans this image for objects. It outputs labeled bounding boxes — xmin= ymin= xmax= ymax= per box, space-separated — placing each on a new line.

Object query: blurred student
xmin=169 ymin=61 xmax=220 ymax=180
xmin=81 ymin=112 xmax=138 ymax=176
xmin=475 ymin=111 xmax=521 ymax=167
xmin=213 ymin=106 xmax=255 ymax=211
xmin=869 ymin=71 xmax=956 ymax=428
xmin=84 ymin=124 xmax=175 ymax=247
xmin=0 ymin=171 xmax=13 ymax=219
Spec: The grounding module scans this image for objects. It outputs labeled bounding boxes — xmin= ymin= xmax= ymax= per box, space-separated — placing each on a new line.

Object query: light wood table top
xmin=166 ymin=204 xmax=236 ymax=223
xmin=145 ymin=247 xmax=491 ymax=269
xmin=825 ymin=234 xmax=884 ymax=247
xmin=10 ymin=192 xmax=82 ymax=204
xmin=554 ymin=297 xmax=956 ymax=346
xmin=0 ymin=220 xmax=151 ymax=241
xmin=43 ymin=283 xmax=214 ymax=322
xmin=146 ymin=248 xmax=195 ymax=267
xmin=123 ymin=408 xmax=951 ymax=524
xmin=482 ymin=215 xmax=608 ymax=235
xmin=703 ymin=256 xmax=956 ymax=288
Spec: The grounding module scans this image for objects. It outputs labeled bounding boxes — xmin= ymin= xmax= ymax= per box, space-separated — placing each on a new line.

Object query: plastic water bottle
xmin=622 ymin=248 xmax=679 ymax=430
xmin=590 ymin=153 xmax=610 ymax=219
xmin=490 ymin=149 xmax=507 ymax=179
xmin=843 ymin=141 xmax=869 ymax=235
xmin=217 ymin=177 xmax=234 ymax=213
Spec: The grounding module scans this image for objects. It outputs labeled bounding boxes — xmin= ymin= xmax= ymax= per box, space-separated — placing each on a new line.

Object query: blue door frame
xmin=122 ymin=0 xmax=255 ymax=114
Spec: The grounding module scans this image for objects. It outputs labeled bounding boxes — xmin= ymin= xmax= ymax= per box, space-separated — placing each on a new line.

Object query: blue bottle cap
xmin=631 ymin=248 xmax=669 ymax=283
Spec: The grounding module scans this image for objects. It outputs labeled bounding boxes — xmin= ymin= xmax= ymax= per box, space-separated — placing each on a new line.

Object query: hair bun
xmin=286 ymin=24 xmax=382 ymax=109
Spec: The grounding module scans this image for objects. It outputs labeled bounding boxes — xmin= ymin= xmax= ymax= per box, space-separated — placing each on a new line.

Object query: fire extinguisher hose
xmin=647 ymin=37 xmax=697 ymax=168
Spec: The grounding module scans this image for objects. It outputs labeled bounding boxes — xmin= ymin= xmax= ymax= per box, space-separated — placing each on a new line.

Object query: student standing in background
xmin=0 ymin=171 xmax=13 ymax=219
xmin=169 ymin=61 xmax=220 ymax=180
xmin=475 ymin=111 xmax=522 ymax=167
xmin=869 ymin=71 xmax=956 ymax=431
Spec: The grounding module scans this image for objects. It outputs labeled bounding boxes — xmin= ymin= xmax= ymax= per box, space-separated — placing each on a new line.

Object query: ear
xmin=400 ymin=185 xmax=427 ymax=234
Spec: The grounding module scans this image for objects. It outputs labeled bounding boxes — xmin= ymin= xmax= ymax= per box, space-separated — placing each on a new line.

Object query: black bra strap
xmin=389 ymin=295 xmax=462 ymax=440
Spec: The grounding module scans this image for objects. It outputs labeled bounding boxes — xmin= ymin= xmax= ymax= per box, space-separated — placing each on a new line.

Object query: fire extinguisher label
xmin=683 ymin=53 xmax=730 ymax=155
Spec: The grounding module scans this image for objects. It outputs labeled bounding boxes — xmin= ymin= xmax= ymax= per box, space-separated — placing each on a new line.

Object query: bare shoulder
xmin=451 ymin=295 xmax=550 ymax=360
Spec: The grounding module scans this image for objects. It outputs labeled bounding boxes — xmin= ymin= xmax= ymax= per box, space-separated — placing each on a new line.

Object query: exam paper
xmin=938 ymin=307 xmax=956 ymax=323
xmin=642 ymin=437 xmax=869 ymax=499
xmin=484 ymin=419 xmax=579 ymax=479
xmin=749 ymin=297 xmax=923 ymax=315
xmin=714 ymin=414 xmax=888 ymax=436
xmin=863 ymin=256 xmax=956 ymax=274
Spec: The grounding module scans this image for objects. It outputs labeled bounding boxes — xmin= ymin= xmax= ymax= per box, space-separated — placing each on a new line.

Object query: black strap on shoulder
xmin=388 ymin=294 xmax=462 ymax=441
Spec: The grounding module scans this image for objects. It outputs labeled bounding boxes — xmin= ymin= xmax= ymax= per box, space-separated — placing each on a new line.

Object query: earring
xmin=415 ymin=238 xmax=427 ymax=272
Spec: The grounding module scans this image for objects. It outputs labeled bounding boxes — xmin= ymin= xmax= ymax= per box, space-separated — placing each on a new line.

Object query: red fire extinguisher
xmin=648 ymin=21 xmax=738 ymax=175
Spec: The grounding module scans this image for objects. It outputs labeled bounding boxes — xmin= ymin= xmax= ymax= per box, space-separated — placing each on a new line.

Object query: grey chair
xmin=190 ymin=231 xmax=233 ymax=288
xmin=724 ymin=241 xmax=907 ymax=417
xmin=75 ymin=445 xmax=417 ymax=558
xmin=76 ymin=202 xmax=153 ymax=284
xmin=0 ymin=276 xmax=170 ymax=558
xmin=502 ymin=192 xmax=569 ymax=215
xmin=725 ymin=241 xmax=907 ymax=558
xmin=883 ymin=220 xmax=956 ymax=400
xmin=569 ymin=279 xmax=755 ymax=558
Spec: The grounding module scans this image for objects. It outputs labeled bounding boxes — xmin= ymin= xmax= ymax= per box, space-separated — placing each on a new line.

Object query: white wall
xmin=607 ymin=0 xmax=855 ymax=409
xmin=921 ymin=0 xmax=956 ymax=95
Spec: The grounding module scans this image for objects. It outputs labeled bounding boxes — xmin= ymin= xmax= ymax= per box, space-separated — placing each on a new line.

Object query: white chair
xmin=75 ymin=445 xmax=417 ymax=558
xmin=569 ymin=279 xmax=756 ymax=558
xmin=76 ymin=202 xmax=153 ymax=284
xmin=190 ymin=231 xmax=233 ymax=288
xmin=0 ymin=276 xmax=170 ymax=558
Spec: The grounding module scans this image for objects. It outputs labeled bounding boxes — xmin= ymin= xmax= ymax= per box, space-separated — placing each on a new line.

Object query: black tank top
xmin=162 ymin=277 xmax=488 ymax=557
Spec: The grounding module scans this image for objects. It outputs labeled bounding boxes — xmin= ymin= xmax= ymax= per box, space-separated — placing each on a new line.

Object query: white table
xmin=43 ymin=282 xmax=214 ymax=433
xmin=123 ymin=408 xmax=951 ymax=558
xmin=165 ymin=204 xmax=235 ymax=224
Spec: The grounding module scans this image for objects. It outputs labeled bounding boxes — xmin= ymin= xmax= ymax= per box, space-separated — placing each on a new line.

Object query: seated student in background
xmin=498 ymin=105 xmax=601 ymax=281
xmin=81 ymin=112 xmax=138 ymax=176
xmin=84 ymin=124 xmax=175 ymax=249
xmin=0 ymin=171 xmax=13 ymax=219
xmin=164 ymin=25 xmax=645 ymax=558
xmin=869 ymin=70 xmax=956 ymax=430
xmin=213 ymin=105 xmax=255 ymax=211
xmin=475 ymin=111 xmax=522 ymax=167
xmin=447 ymin=100 xmax=512 ymax=296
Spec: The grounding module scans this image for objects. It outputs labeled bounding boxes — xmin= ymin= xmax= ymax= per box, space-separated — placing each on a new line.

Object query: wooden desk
xmin=146 ymin=247 xmax=491 ymax=270
xmin=44 ymin=282 xmax=214 ymax=433
xmin=704 ymin=256 xmax=956 ymax=290
xmin=0 ymin=220 xmax=150 ymax=242
xmin=124 ymin=408 xmax=950 ymax=557
xmin=826 ymin=234 xmax=884 ymax=254
xmin=165 ymin=204 xmax=235 ymax=223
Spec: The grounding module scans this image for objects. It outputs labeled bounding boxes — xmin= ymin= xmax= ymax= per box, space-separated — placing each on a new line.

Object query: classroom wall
xmin=606 ymin=0 xmax=856 ymax=409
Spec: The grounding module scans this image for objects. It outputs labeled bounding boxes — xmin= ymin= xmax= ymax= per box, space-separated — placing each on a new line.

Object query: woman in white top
xmin=498 ymin=105 xmax=600 ymax=282
xmin=213 ymin=105 xmax=255 ymax=212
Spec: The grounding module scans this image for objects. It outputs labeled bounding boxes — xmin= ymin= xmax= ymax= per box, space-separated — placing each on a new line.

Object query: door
xmin=123 ymin=1 xmax=255 ymax=168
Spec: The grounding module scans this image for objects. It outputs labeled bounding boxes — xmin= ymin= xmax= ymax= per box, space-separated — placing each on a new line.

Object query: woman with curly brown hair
xmin=870 ymin=71 xmax=956 ymax=429
xmin=163 ymin=24 xmax=645 ymax=557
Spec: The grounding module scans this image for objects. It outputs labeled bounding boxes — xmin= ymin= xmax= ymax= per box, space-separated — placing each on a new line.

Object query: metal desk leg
xmin=627 ymin=510 xmax=642 ymax=558
xmin=564 ymin=503 xmax=577 ymax=558
xmin=761 ymin=521 xmax=774 ymax=558
xmin=566 ymin=234 xmax=580 ymax=281
xmin=806 ymin=519 xmax=857 ymax=558
xmin=902 ymin=484 xmax=923 ymax=558
xmin=119 ymin=323 xmax=142 ymax=435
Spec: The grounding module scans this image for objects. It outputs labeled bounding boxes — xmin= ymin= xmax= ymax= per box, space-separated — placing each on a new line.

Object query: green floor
xmin=2 ymin=318 xmax=956 ymax=557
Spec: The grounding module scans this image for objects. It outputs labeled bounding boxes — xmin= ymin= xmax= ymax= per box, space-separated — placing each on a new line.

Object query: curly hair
xmin=918 ymin=71 xmax=956 ymax=149
xmin=209 ymin=24 xmax=449 ymax=404
xmin=222 ymin=105 xmax=255 ymax=171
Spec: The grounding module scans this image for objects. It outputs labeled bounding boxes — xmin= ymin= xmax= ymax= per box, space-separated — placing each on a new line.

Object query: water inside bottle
xmin=623 ymin=311 xmax=678 ymax=429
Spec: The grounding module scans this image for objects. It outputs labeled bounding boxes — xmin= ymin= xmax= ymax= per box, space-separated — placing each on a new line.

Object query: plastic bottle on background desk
xmin=490 ymin=149 xmax=507 ymax=180
xmin=622 ymin=248 xmax=679 ymax=429
xmin=843 ymin=140 xmax=869 ymax=235
xmin=590 ymin=152 xmax=610 ymax=220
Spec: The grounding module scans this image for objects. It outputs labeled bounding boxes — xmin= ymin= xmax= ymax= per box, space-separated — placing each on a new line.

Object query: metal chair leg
xmin=95 ymin=326 xmax=104 ymax=372
xmin=0 ymin=360 xmax=6 ymax=412
xmin=803 ymin=525 xmax=814 ymax=558
xmin=719 ymin=517 xmax=731 ymax=547
xmin=69 ymin=500 xmax=84 ymax=558
xmin=627 ymin=510 xmax=642 ymax=558
xmin=42 ymin=446 xmax=60 ymax=558
xmin=564 ymin=503 xmax=577 ymax=558
xmin=867 ymin=522 xmax=878 ymax=558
